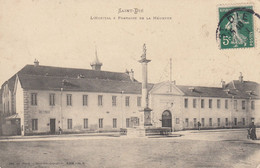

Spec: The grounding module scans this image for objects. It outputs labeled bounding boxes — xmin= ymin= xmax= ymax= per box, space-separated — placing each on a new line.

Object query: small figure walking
xmin=249 ymin=122 xmax=257 ymax=140
xmin=197 ymin=121 xmax=201 ymax=131
xmin=59 ymin=127 xmax=62 ymax=135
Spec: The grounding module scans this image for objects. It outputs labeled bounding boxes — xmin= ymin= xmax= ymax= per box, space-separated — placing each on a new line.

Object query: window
xmin=225 ymin=100 xmax=228 ymax=109
xmin=184 ymin=98 xmax=188 ymax=108
xmin=251 ymin=101 xmax=255 ymax=110
xmin=67 ymin=94 xmax=72 ymax=106
xmin=201 ymin=99 xmax=204 ymax=108
xmin=83 ymin=95 xmax=88 ymax=106
xmin=67 ymin=119 xmax=72 ymax=129
xmin=126 ymin=118 xmax=130 ymax=128
xmin=99 ymin=118 xmax=103 ymax=128
xmin=217 ymin=118 xmax=220 ymax=126
xmin=185 ymin=118 xmax=189 ymax=127
xmin=176 ymin=118 xmax=180 ymax=124
xmin=209 ymin=99 xmax=212 ymax=108
xmin=217 ymin=99 xmax=221 ymax=109
xmin=98 ymin=95 xmax=103 ymax=106
xmin=209 ymin=118 xmax=212 ymax=126
xmin=137 ymin=97 xmax=141 ymax=107
xmin=125 ymin=96 xmax=130 ymax=106
xmin=234 ymin=100 xmax=237 ymax=110
xmin=234 ymin=118 xmax=237 ymax=126
xmin=32 ymin=119 xmax=38 ymax=130
xmin=113 ymin=118 xmax=117 ymax=128
xmin=193 ymin=99 xmax=197 ymax=108
xmin=242 ymin=100 xmax=246 ymax=110
xmin=201 ymin=118 xmax=205 ymax=127
xmin=242 ymin=118 xmax=245 ymax=126
xmin=49 ymin=93 xmax=55 ymax=106
xmin=31 ymin=93 xmax=37 ymax=106
xmin=83 ymin=118 xmax=88 ymax=129
xmin=112 ymin=96 xmax=117 ymax=106
xmin=193 ymin=118 xmax=197 ymax=127
xmin=225 ymin=118 xmax=228 ymax=126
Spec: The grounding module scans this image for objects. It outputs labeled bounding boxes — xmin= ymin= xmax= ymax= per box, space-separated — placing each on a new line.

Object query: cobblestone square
xmin=0 ymin=129 xmax=259 ymax=168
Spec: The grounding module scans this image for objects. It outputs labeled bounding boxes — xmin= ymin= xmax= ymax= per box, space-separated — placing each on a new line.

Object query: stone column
xmin=138 ymin=44 xmax=152 ymax=127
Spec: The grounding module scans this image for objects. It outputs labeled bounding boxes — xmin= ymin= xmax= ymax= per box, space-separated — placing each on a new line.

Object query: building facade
xmin=150 ymin=80 xmax=259 ymax=131
xmin=1 ymin=58 xmax=259 ymax=135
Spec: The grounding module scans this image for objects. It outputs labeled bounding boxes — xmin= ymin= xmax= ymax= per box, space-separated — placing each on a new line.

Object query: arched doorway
xmin=162 ymin=110 xmax=172 ymax=128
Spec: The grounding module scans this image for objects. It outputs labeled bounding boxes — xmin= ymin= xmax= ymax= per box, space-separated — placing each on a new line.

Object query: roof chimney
xmin=129 ymin=69 xmax=134 ymax=81
xmin=34 ymin=59 xmax=39 ymax=67
xmin=239 ymin=72 xmax=243 ymax=83
xmin=221 ymin=80 xmax=226 ymax=89
xmin=90 ymin=48 xmax=102 ymax=71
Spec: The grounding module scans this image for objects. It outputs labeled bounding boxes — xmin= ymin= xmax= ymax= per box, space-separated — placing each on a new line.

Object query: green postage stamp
xmin=218 ymin=6 xmax=254 ymax=49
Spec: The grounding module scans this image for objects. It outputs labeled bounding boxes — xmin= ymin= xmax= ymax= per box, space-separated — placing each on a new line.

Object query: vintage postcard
xmin=0 ymin=0 xmax=260 ymax=168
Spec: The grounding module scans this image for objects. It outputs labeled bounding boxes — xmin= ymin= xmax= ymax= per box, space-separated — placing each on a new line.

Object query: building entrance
xmin=162 ymin=110 xmax=172 ymax=128
xmin=50 ymin=119 xmax=56 ymax=134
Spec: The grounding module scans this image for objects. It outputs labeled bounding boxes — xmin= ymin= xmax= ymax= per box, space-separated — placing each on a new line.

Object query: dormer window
xmin=77 ymin=74 xmax=85 ymax=78
xmin=189 ymin=87 xmax=195 ymax=92
xmin=224 ymin=89 xmax=230 ymax=94
xmin=62 ymin=79 xmax=70 ymax=86
xmin=246 ymin=90 xmax=253 ymax=95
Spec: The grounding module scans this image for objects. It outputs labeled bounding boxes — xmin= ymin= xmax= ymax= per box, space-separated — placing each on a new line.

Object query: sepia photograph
xmin=0 ymin=0 xmax=260 ymax=167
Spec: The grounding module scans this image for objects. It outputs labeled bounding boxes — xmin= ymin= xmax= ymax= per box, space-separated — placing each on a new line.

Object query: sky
xmin=0 ymin=0 xmax=259 ymax=87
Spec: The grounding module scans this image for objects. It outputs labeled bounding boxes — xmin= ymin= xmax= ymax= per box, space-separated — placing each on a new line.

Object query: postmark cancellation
xmin=217 ymin=6 xmax=255 ymax=49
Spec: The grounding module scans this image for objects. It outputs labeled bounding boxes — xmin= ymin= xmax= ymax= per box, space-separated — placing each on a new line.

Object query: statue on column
xmin=141 ymin=44 xmax=146 ymax=60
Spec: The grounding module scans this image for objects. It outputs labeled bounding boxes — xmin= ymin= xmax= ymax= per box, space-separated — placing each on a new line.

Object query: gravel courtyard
xmin=0 ymin=129 xmax=259 ymax=168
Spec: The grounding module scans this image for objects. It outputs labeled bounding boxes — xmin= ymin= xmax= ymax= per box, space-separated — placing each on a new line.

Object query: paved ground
xmin=0 ymin=129 xmax=260 ymax=168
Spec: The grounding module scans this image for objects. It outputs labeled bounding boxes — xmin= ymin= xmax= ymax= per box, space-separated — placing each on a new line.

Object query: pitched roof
xmin=7 ymin=75 xmax=17 ymax=92
xmin=225 ymin=80 xmax=259 ymax=92
xmin=176 ymin=80 xmax=260 ymax=99
xmin=12 ymin=64 xmax=154 ymax=94
xmin=176 ymin=85 xmax=228 ymax=98
xmin=2 ymin=64 xmax=260 ymax=99
xmin=18 ymin=74 xmax=153 ymax=94
xmin=17 ymin=65 xmax=134 ymax=82
xmin=0 ymin=75 xmax=16 ymax=97
xmin=225 ymin=80 xmax=260 ymax=99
